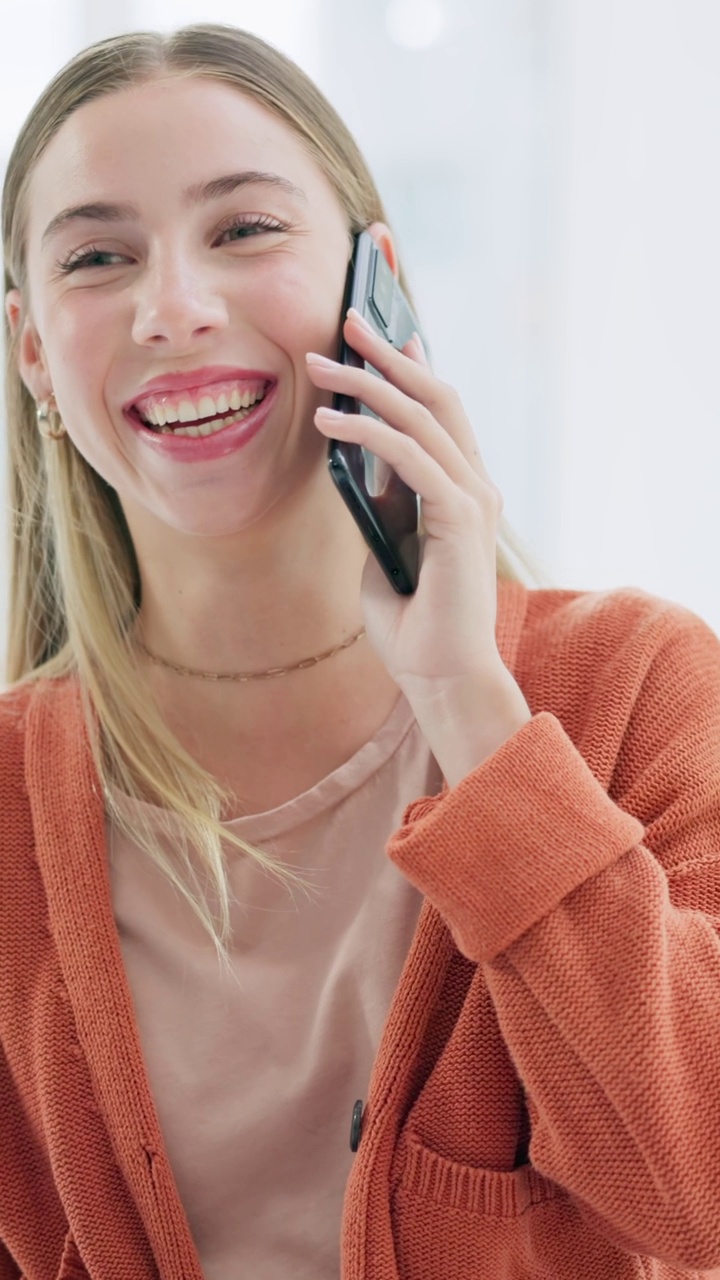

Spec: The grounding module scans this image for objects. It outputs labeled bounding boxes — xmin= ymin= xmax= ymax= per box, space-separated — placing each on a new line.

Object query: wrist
xmin=404 ymin=667 xmax=532 ymax=788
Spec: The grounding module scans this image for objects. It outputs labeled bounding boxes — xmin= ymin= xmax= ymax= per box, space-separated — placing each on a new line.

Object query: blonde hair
xmin=2 ymin=24 xmax=539 ymax=962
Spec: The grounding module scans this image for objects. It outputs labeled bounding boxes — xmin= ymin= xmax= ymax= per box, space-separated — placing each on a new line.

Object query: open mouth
xmin=129 ymin=380 xmax=272 ymax=438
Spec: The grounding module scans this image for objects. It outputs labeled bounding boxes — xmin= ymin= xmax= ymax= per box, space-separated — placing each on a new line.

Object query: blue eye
xmin=218 ymin=214 xmax=290 ymax=242
xmin=57 ymin=247 xmax=129 ymax=273
xmin=55 ymin=214 xmax=290 ymax=275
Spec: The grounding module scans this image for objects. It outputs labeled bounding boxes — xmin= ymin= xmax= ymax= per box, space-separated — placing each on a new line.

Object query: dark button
xmin=349 ymin=1099 xmax=364 ymax=1152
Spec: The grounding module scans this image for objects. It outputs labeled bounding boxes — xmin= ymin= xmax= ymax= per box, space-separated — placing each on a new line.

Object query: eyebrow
xmin=41 ymin=170 xmax=306 ymax=247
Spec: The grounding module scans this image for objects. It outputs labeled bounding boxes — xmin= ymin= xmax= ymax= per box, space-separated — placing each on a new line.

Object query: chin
xmin=160 ymin=511 xmax=264 ymax=540
xmin=153 ymin=488 xmax=287 ymax=541
xmin=127 ymin=448 xmax=326 ymax=543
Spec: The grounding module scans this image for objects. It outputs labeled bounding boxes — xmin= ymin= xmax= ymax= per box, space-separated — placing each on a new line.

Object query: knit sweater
xmin=2 ymin=580 xmax=720 ymax=1280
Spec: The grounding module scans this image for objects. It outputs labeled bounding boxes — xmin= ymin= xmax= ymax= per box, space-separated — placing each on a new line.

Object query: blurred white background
xmin=2 ymin=0 xmax=720 ymax=658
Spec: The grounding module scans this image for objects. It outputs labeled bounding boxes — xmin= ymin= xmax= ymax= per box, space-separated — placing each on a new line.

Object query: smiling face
xmin=9 ymin=75 xmax=358 ymax=540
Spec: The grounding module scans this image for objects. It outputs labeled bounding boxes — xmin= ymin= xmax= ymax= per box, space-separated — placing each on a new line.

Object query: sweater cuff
xmin=388 ymin=712 xmax=644 ymax=962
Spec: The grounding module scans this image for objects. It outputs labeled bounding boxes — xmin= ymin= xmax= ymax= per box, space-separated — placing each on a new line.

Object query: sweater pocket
xmin=390 ymin=1130 xmax=668 ymax=1279
xmin=393 ymin=1128 xmax=560 ymax=1218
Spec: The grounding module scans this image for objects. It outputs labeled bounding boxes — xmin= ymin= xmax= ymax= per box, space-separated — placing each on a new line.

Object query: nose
xmin=131 ymin=249 xmax=229 ymax=348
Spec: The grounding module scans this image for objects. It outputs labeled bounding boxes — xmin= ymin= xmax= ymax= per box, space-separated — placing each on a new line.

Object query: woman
xmin=2 ymin=22 xmax=720 ymax=1280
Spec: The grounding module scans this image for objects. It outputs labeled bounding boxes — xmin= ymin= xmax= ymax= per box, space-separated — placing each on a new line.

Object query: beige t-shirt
xmin=106 ymin=691 xmax=443 ymax=1280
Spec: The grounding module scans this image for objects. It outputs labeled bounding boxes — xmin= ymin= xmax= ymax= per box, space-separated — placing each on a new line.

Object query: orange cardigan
xmin=2 ymin=581 xmax=720 ymax=1280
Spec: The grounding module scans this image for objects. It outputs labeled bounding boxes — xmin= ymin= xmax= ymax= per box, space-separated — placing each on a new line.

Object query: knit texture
xmin=2 ymin=581 xmax=720 ymax=1279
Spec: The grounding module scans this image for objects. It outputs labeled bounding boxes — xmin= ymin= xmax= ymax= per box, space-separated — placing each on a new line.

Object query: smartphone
xmin=327 ymin=231 xmax=424 ymax=595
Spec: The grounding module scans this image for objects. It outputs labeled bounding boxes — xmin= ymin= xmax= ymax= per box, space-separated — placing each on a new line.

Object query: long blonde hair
xmin=2 ymin=24 xmax=537 ymax=962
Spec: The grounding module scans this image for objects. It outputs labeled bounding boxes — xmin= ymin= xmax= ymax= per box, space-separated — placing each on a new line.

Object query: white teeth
xmin=198 ymin=395 xmax=217 ymax=419
xmin=167 ymin=405 xmax=256 ymax=437
xmin=137 ymin=384 xmax=266 ymax=428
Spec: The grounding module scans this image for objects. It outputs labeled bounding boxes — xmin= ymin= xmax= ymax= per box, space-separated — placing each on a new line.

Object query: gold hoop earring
xmin=36 ymin=398 xmax=67 ymax=441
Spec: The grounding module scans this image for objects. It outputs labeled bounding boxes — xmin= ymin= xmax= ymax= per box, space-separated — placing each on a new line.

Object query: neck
xmin=125 ymin=476 xmax=368 ymax=679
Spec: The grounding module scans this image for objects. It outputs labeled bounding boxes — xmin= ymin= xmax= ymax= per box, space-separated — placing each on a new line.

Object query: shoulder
xmin=521 ymin=582 xmax=716 ymax=644
xmin=517 ymin=584 xmax=719 ymax=685
xmin=0 ymin=680 xmax=35 ymax=753
xmin=0 ymin=676 xmax=86 ymax=883
xmin=0 ymin=676 xmax=78 ymax=789
xmin=0 ymin=684 xmax=37 ymax=880
xmin=513 ymin=585 xmax=720 ymax=791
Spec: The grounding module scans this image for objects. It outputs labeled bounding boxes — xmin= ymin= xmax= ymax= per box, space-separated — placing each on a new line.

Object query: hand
xmin=307 ymin=307 xmax=506 ymax=689
xmin=306 ymin=308 xmax=531 ymax=782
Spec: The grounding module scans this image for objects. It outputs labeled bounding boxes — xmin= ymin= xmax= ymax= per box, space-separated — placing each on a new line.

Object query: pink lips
xmin=123 ymin=376 xmax=279 ymax=463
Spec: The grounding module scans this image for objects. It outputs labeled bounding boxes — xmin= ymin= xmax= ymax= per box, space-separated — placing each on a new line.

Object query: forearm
xmin=387 ymin=709 xmax=720 ymax=1268
xmin=485 ymin=838 xmax=720 ymax=1267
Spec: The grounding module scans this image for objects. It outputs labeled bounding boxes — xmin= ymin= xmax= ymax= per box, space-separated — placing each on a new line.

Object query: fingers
xmin=306 ymin=348 xmax=476 ymax=491
xmin=307 ymin=309 xmax=492 ymax=490
xmin=347 ymin=310 xmax=489 ymax=476
xmin=314 ymin=405 xmax=485 ymax=534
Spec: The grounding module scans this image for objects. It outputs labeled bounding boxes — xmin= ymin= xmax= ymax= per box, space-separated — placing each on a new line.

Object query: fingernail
xmin=411 ymin=331 xmax=428 ymax=363
xmin=306 ymin=352 xmax=336 ymax=367
xmin=347 ymin=307 xmax=375 ymax=333
xmin=315 ymin=406 xmax=344 ymax=419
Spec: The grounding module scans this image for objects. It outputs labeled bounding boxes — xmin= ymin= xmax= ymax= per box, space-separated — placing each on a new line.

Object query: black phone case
xmin=327 ymin=232 xmax=422 ymax=595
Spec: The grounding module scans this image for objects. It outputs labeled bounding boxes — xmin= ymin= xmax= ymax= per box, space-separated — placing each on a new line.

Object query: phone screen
xmin=327 ymin=232 xmax=423 ymax=595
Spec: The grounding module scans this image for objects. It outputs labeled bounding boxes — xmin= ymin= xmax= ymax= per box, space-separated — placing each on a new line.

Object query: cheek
xmin=35 ymin=302 xmax=119 ymax=470
xmin=40 ymin=296 xmax=116 ymax=398
xmin=249 ymin=252 xmax=348 ymax=355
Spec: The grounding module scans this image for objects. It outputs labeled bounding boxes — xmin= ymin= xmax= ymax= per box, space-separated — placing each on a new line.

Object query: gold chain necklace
xmin=135 ymin=626 xmax=366 ymax=683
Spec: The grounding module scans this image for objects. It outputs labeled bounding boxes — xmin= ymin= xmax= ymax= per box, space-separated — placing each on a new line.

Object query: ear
xmin=4 ymin=289 xmax=53 ymax=402
xmin=366 ymin=221 xmax=400 ymax=280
